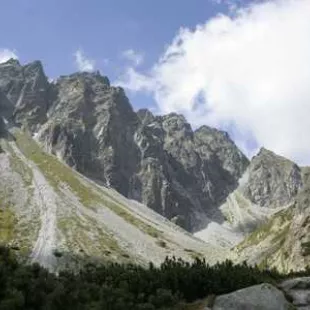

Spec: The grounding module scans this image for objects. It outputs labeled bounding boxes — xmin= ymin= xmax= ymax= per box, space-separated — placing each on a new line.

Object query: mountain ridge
xmin=2 ymin=58 xmax=310 ymax=272
xmin=0 ymin=58 xmax=249 ymax=232
xmin=0 ymin=127 xmax=223 ymax=271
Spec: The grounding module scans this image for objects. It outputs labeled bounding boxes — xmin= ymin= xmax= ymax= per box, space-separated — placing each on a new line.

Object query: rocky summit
xmin=2 ymin=58 xmax=310 ymax=273
xmin=196 ymin=145 xmax=310 ymax=272
xmin=0 ymin=58 xmax=248 ymax=232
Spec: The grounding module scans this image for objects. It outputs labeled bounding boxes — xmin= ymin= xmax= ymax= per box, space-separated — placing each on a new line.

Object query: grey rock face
xmin=0 ymin=59 xmax=249 ymax=232
xmin=0 ymin=59 xmax=50 ymax=131
xmin=0 ymin=117 xmax=5 ymax=137
xmin=228 ymin=148 xmax=310 ymax=272
xmin=0 ymin=89 xmax=13 ymax=120
xmin=194 ymin=125 xmax=249 ymax=205
xmin=241 ymin=148 xmax=302 ymax=207
xmin=213 ymin=283 xmax=292 ymax=310
xmin=0 ymin=89 xmax=14 ymax=136
xmin=40 ymin=71 xmax=140 ymax=197
xmin=280 ymin=277 xmax=310 ymax=309
xmin=130 ymin=112 xmax=249 ymax=230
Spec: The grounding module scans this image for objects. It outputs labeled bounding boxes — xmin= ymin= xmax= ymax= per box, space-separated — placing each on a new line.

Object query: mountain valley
xmin=1 ymin=58 xmax=310 ymax=273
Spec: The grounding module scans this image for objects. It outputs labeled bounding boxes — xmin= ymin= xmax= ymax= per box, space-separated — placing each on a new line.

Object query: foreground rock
xmin=280 ymin=277 xmax=310 ymax=309
xmin=212 ymin=283 xmax=292 ymax=310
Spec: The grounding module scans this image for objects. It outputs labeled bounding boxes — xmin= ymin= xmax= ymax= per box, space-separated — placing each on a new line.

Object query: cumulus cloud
xmin=0 ymin=48 xmax=18 ymax=63
xmin=210 ymin=0 xmax=238 ymax=6
xmin=122 ymin=49 xmax=144 ymax=66
xmin=117 ymin=0 xmax=310 ymax=165
xmin=74 ymin=49 xmax=95 ymax=72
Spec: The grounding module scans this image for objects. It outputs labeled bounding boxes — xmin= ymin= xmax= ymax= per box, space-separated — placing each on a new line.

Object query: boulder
xmin=212 ymin=283 xmax=292 ymax=310
xmin=280 ymin=277 xmax=310 ymax=309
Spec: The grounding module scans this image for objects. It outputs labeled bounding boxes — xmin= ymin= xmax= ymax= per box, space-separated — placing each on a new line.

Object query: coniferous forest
xmin=0 ymin=246 xmax=307 ymax=310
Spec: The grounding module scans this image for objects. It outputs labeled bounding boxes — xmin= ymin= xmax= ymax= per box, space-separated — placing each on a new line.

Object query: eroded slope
xmin=0 ymin=128 xmax=224 ymax=271
xmin=196 ymin=148 xmax=310 ymax=272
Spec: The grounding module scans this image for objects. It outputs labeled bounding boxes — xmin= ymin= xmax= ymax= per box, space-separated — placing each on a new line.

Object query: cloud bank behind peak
xmin=117 ymin=0 xmax=310 ymax=165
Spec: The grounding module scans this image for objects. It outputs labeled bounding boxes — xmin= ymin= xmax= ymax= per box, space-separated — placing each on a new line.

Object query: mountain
xmin=230 ymin=149 xmax=310 ymax=272
xmin=0 ymin=59 xmax=248 ymax=232
xmin=0 ymin=127 xmax=225 ymax=271
xmin=2 ymin=58 xmax=310 ymax=273
xmin=0 ymin=59 xmax=241 ymax=270
xmin=196 ymin=147 xmax=310 ymax=272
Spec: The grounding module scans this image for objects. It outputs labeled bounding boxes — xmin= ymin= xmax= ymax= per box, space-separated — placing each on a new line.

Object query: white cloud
xmin=117 ymin=0 xmax=310 ymax=165
xmin=122 ymin=49 xmax=144 ymax=66
xmin=210 ymin=0 xmax=242 ymax=6
xmin=210 ymin=0 xmax=233 ymax=5
xmin=210 ymin=0 xmax=245 ymax=13
xmin=0 ymin=48 xmax=18 ymax=63
xmin=74 ymin=49 xmax=95 ymax=72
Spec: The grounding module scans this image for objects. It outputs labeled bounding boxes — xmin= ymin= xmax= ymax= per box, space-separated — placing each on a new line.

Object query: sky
xmin=1 ymin=0 xmax=310 ymax=165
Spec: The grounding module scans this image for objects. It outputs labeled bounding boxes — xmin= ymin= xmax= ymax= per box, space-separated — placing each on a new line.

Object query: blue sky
xmin=1 ymin=0 xmax=219 ymax=74
xmin=2 ymin=0 xmax=310 ymax=164
xmin=1 ymin=0 xmax=237 ymax=109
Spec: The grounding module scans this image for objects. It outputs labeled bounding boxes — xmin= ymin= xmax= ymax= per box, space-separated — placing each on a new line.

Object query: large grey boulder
xmin=212 ymin=283 xmax=293 ymax=310
xmin=280 ymin=277 xmax=310 ymax=309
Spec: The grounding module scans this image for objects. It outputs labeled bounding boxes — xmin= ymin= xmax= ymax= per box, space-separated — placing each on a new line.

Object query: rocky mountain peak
xmin=195 ymin=124 xmax=229 ymax=138
xmin=241 ymin=147 xmax=302 ymax=207
xmin=0 ymin=59 xmax=250 ymax=232
xmin=4 ymin=58 xmax=20 ymax=65
xmin=0 ymin=59 xmax=23 ymax=99
xmin=0 ymin=58 xmax=45 ymax=79
xmin=23 ymin=59 xmax=44 ymax=70
xmin=136 ymin=108 xmax=155 ymax=125
xmin=58 ymin=70 xmax=110 ymax=87
xmin=252 ymin=147 xmax=297 ymax=168
xmin=160 ymin=113 xmax=193 ymax=141
xmin=161 ymin=112 xmax=188 ymax=126
xmin=0 ymin=58 xmax=19 ymax=67
xmin=194 ymin=126 xmax=235 ymax=154
xmin=0 ymin=59 xmax=50 ymax=132
xmin=195 ymin=125 xmax=249 ymax=177
xmin=256 ymin=147 xmax=278 ymax=157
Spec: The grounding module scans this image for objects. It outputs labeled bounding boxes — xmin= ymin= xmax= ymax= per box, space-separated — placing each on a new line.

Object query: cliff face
xmin=3 ymin=58 xmax=310 ymax=272
xmin=0 ymin=59 xmax=50 ymax=131
xmin=0 ymin=59 xmax=249 ymax=232
xmin=197 ymin=146 xmax=310 ymax=272
xmin=0 ymin=127 xmax=222 ymax=271
xmin=241 ymin=148 xmax=302 ymax=208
